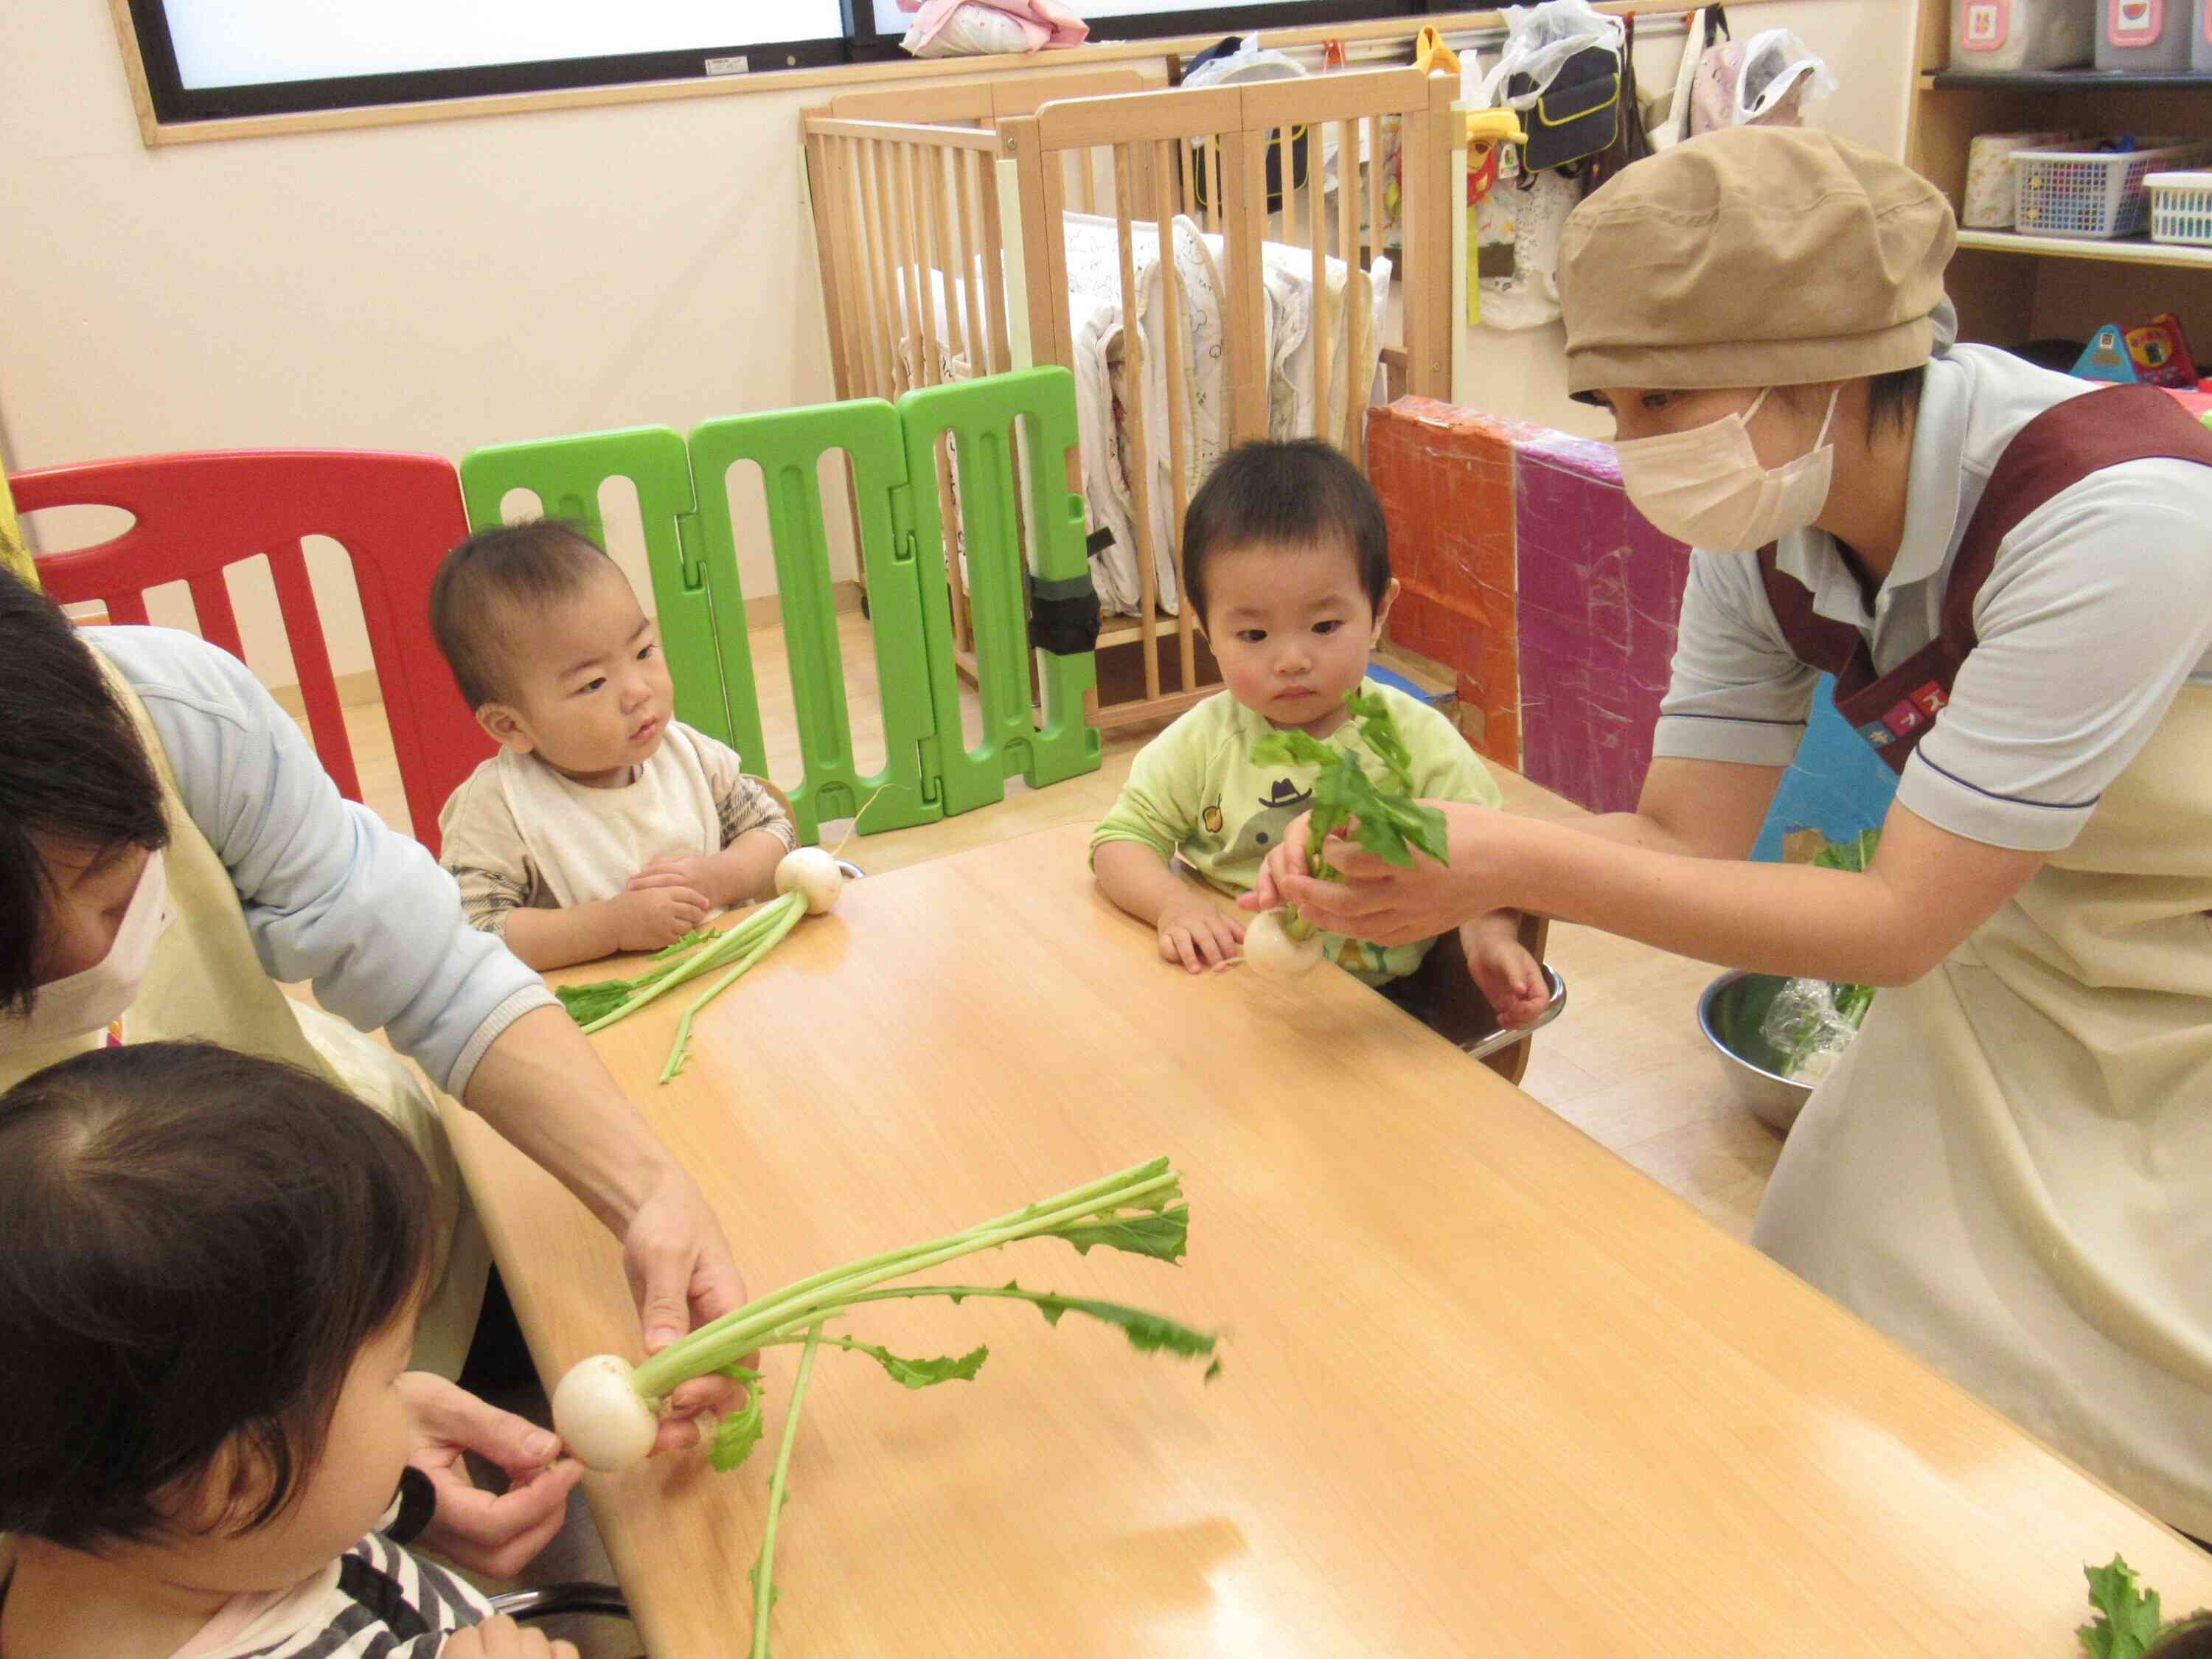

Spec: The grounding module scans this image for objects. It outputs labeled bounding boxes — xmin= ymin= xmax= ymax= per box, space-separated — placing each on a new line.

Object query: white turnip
xmin=774 ymin=846 xmax=844 ymax=915
xmin=1242 ymin=909 xmax=1324 ymax=979
xmin=550 ymin=1353 xmax=661 ymax=1472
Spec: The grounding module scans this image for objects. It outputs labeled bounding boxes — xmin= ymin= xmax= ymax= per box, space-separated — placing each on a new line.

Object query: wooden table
xmin=448 ymin=823 xmax=2212 ymax=1657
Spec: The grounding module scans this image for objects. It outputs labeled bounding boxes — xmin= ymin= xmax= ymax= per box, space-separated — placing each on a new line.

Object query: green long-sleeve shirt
xmin=1090 ymin=681 xmax=1503 ymax=983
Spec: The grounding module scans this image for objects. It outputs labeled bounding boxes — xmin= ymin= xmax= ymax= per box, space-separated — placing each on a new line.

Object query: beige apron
xmin=1756 ymin=685 xmax=2212 ymax=1536
xmin=0 ymin=667 xmax=487 ymax=1378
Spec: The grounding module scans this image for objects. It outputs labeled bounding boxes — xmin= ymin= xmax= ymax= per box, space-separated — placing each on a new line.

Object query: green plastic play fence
xmin=456 ymin=368 xmax=1101 ymax=843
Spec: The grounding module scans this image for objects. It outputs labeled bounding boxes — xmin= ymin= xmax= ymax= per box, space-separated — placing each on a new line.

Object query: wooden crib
xmin=802 ymin=65 xmax=1464 ymax=732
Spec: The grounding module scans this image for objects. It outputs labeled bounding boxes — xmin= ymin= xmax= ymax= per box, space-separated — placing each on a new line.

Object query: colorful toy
xmin=1462 ymin=108 xmax=1528 ymax=324
xmin=2073 ymin=324 xmax=2140 ymax=385
xmin=2124 ymin=310 xmax=2199 ymax=389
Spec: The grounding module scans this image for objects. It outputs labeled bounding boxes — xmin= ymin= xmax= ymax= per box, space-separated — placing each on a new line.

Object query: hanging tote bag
xmin=1581 ymin=11 xmax=1655 ymax=196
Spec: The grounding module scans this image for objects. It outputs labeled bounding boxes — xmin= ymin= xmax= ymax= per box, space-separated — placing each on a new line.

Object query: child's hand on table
xmin=630 ymin=853 xmax=726 ymax=900
xmin=1465 ymin=917 xmax=1548 ymax=1029
xmin=609 ymin=883 xmax=710 ymax=950
xmin=1158 ymin=898 xmax=1245 ymax=975
xmin=442 ymin=1615 xmax=577 ymax=1659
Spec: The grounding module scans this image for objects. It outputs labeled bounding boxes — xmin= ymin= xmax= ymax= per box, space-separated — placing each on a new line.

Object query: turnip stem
xmin=749 ymin=1322 xmax=821 ymax=1659
xmin=658 ymin=900 xmax=807 ymax=1082
xmin=579 ymin=892 xmax=804 ymax=1034
xmin=745 ymin=1283 xmax=1217 ymax=1364
xmin=644 ymin=1161 xmax=1161 ymax=1377
xmin=629 ymin=1161 xmax=1180 ymax=1399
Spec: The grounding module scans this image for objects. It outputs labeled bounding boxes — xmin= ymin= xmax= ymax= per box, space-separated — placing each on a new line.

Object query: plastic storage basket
xmin=2147 ymin=172 xmax=2212 ymax=245
xmin=2011 ymin=139 xmax=2212 ymax=237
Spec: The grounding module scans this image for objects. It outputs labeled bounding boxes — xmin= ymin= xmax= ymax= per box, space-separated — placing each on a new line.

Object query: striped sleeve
xmin=435 ymin=764 xmax=542 ymax=939
xmin=689 ymin=729 xmax=799 ymax=852
xmin=243 ymin=1535 xmax=493 ymax=1659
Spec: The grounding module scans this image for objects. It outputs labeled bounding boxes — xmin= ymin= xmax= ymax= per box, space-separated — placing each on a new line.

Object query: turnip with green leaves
xmin=1242 ymin=689 xmax=1450 ymax=978
xmin=556 ymin=846 xmax=848 ymax=1081
xmin=548 ymin=1158 xmax=1218 ymax=1657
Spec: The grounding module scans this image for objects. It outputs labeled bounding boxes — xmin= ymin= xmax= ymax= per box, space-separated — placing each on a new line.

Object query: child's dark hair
xmin=429 ymin=519 xmax=613 ymax=708
xmin=0 ymin=1042 xmax=434 ymax=1548
xmin=2154 ymin=1620 xmax=2212 ymax=1658
xmin=0 ymin=563 xmax=171 ymax=1019
xmin=1180 ymin=439 xmax=1391 ymax=625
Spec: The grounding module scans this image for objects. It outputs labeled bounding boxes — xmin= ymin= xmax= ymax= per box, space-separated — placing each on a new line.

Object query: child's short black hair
xmin=1180 ymin=439 xmax=1391 ymax=626
xmin=2154 ymin=1621 xmax=2212 ymax=1659
xmin=0 ymin=1042 xmax=434 ymax=1548
xmin=429 ymin=519 xmax=613 ymax=708
xmin=0 ymin=563 xmax=172 ymax=1020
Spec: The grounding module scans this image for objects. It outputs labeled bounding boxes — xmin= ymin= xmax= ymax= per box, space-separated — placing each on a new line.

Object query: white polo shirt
xmin=1651 ymin=344 xmax=2212 ymax=851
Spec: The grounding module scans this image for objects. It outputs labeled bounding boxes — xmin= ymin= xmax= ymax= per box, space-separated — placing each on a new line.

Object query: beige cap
xmin=1559 ymin=126 xmax=1957 ymax=397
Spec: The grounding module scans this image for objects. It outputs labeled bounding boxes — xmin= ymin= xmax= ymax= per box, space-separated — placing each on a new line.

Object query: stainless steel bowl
xmin=1697 ymin=970 xmax=1815 ymax=1135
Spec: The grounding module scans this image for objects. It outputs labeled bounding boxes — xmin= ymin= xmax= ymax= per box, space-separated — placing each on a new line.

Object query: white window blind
xmin=164 ymin=0 xmax=846 ymax=91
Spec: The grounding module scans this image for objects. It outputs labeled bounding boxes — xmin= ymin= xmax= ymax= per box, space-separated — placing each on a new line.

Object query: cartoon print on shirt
xmin=1221 ymin=778 xmax=1315 ymax=866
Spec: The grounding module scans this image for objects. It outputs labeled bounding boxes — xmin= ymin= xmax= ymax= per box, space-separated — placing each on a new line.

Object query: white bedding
xmin=894 ymin=212 xmax=1392 ymax=618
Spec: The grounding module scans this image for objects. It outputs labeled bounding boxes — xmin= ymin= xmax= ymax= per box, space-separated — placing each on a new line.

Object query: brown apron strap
xmin=1943 ymin=383 xmax=2212 ymax=651
xmin=1753 ymin=383 xmax=2212 ymax=774
xmin=1756 ymin=542 xmax=1865 ymax=681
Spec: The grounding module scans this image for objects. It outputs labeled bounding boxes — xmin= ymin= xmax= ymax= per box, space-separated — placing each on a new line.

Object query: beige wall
xmin=1 ymin=4 xmax=870 ymax=686
xmin=0 ymin=2 xmax=1913 ymax=684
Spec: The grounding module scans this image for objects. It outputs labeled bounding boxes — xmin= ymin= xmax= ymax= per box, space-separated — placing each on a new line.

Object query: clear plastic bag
xmin=1473 ymin=0 xmax=1625 ymax=110
xmin=1760 ymin=976 xmax=1872 ymax=1085
xmin=1691 ymin=28 xmax=1836 ymax=135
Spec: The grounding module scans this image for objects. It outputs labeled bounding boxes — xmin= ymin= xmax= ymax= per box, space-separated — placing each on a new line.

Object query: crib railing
xmin=801 ymin=66 xmax=1458 ymax=733
xmin=1004 ymin=67 xmax=1455 ymax=726
xmin=804 ymin=69 xmax=1159 ymax=406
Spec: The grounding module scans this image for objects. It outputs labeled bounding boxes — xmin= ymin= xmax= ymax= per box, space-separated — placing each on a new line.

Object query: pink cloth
xmin=899 ymin=0 xmax=1088 ymax=50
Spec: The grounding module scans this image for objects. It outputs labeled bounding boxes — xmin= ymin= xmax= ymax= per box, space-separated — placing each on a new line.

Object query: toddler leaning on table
xmin=0 ymin=1042 xmax=583 ymax=1659
xmin=1088 ymin=439 xmax=1548 ymax=1028
xmin=431 ymin=521 xmax=796 ymax=970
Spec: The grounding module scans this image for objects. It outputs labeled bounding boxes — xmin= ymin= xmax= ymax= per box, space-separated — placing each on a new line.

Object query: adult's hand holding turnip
xmin=1243 ymin=801 xmax=1523 ymax=947
xmin=467 ymin=1005 xmax=749 ymax=1453
xmin=397 ymin=1373 xmax=586 ymax=1578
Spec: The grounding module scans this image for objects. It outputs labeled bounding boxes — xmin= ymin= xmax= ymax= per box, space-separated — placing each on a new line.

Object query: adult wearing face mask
xmin=1249 ymin=127 xmax=2212 ymax=1535
xmin=0 ymin=564 xmax=741 ymax=1453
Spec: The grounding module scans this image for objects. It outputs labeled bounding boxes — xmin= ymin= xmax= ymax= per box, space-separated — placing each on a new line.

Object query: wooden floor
xmin=332 ymin=610 xmax=1777 ymax=1243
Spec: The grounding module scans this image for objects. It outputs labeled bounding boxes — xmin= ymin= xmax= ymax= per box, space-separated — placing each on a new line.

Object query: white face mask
xmin=0 ymin=850 xmax=174 ymax=1049
xmin=1615 ymin=387 xmax=1842 ymax=553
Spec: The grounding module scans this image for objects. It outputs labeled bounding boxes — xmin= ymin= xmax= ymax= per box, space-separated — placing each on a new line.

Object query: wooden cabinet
xmin=1907 ymin=0 xmax=2212 ymax=349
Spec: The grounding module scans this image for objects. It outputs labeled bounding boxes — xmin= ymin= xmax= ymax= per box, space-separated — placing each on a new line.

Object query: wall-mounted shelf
xmin=1909 ymin=0 xmax=2212 ymax=349
xmin=1956 ymin=229 xmax=2212 ymax=268
xmin=1921 ymin=69 xmax=2212 ymax=91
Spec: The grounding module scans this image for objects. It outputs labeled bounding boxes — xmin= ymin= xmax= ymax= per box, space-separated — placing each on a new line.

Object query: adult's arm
xmin=93 ymin=629 xmax=743 ymax=1436
xmin=1249 ymin=795 xmax=2043 ymax=986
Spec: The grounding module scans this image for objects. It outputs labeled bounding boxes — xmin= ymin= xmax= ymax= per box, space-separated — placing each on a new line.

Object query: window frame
xmin=855 ymin=1 xmax=1436 ymax=55
xmin=119 ymin=0 xmax=862 ymax=125
xmin=119 ymin=0 xmax=1445 ymax=124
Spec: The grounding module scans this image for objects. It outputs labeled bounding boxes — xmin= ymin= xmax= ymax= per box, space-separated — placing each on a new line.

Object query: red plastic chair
xmin=15 ymin=451 xmax=493 ymax=856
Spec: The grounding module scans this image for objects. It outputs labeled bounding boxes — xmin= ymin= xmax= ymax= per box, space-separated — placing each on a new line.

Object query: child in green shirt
xmin=1091 ymin=440 xmax=1546 ymax=1026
